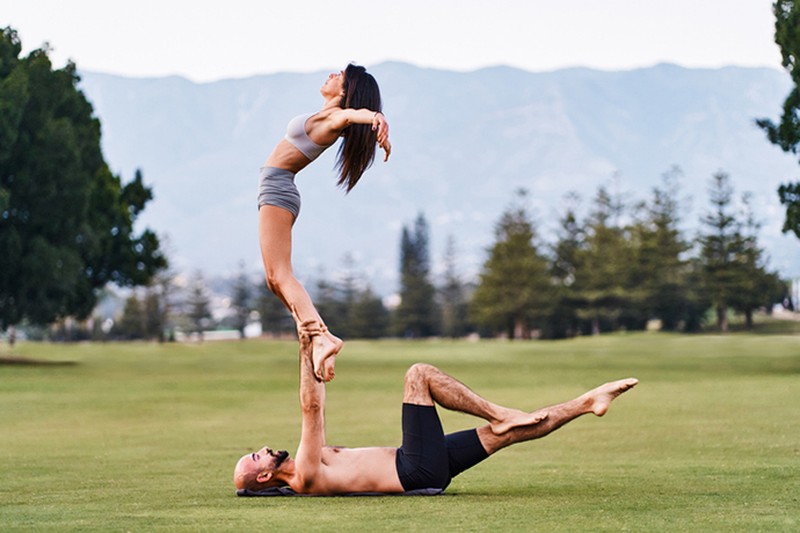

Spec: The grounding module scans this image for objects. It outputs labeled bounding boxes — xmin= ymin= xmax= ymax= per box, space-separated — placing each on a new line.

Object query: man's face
xmin=234 ymin=445 xmax=290 ymax=489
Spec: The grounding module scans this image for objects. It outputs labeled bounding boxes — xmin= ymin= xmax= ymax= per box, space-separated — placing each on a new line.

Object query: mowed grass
xmin=1 ymin=333 xmax=798 ymax=532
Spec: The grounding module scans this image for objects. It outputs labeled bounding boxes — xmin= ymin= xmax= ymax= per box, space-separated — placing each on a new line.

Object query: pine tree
xmin=574 ymin=186 xmax=641 ymax=334
xmin=729 ymin=193 xmax=780 ymax=329
xmin=698 ymin=172 xmax=741 ymax=332
xmin=186 ymin=272 xmax=212 ymax=340
xmin=257 ymin=281 xmax=292 ymax=337
xmin=230 ymin=262 xmax=253 ymax=339
xmin=634 ymin=168 xmax=693 ymax=330
xmin=439 ymin=236 xmax=469 ymax=338
xmin=471 ymin=190 xmax=554 ymax=339
xmin=394 ymin=213 xmax=438 ymax=337
xmin=549 ymin=192 xmax=586 ymax=337
xmin=349 ymin=286 xmax=390 ymax=339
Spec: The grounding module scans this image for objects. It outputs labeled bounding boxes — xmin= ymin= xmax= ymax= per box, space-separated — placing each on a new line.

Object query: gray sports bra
xmin=285 ymin=113 xmax=330 ymax=161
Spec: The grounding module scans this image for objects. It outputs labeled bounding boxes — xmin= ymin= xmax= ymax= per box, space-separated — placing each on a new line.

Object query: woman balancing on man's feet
xmin=258 ymin=64 xmax=391 ymax=382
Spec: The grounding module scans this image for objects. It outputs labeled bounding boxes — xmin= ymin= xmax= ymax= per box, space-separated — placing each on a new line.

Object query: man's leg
xmin=403 ymin=363 xmax=547 ymax=435
xmin=475 ymin=378 xmax=639 ymax=455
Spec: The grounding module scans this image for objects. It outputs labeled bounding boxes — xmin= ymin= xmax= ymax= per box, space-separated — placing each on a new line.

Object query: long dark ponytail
xmin=336 ymin=63 xmax=382 ymax=192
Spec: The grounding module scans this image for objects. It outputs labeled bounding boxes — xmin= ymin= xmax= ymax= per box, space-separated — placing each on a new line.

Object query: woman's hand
xmin=372 ymin=112 xmax=391 ymax=161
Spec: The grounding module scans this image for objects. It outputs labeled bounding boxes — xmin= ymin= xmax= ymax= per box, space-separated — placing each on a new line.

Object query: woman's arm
xmin=329 ymin=109 xmax=391 ymax=161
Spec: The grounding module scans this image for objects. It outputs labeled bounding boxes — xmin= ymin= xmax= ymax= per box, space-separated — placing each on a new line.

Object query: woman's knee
xmin=264 ymin=268 xmax=294 ymax=294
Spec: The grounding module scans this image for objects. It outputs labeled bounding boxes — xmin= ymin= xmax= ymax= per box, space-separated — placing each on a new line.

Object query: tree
xmin=633 ymin=168 xmax=694 ymax=330
xmin=117 ymin=293 xmax=146 ymax=340
xmin=471 ymin=190 xmax=554 ymax=339
xmin=757 ymin=1 xmax=800 ymax=238
xmin=394 ymin=213 xmax=438 ymax=337
xmin=698 ymin=172 xmax=742 ymax=332
xmin=310 ymin=256 xmax=390 ymax=339
xmin=439 ymin=236 xmax=469 ymax=338
xmin=313 ymin=272 xmax=347 ymax=336
xmin=147 ymin=261 xmax=179 ymax=342
xmin=574 ymin=186 xmax=642 ymax=334
xmin=186 ymin=272 xmax=212 ymax=340
xmin=230 ymin=262 xmax=253 ymax=339
xmin=548 ymin=193 xmax=588 ymax=338
xmin=348 ymin=286 xmax=390 ymax=339
xmin=0 ymin=28 xmax=166 ymax=332
xmin=257 ymin=280 xmax=293 ymax=337
xmin=728 ymin=193 xmax=781 ymax=329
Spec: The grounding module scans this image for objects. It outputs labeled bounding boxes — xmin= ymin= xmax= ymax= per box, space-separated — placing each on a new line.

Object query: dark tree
xmin=439 ymin=236 xmax=469 ymax=338
xmin=728 ymin=194 xmax=781 ymax=329
xmin=394 ymin=213 xmax=438 ymax=337
xmin=698 ymin=172 xmax=742 ymax=332
xmin=0 ymin=28 xmax=165 ymax=332
xmin=117 ymin=293 xmax=146 ymax=340
xmin=471 ymin=190 xmax=554 ymax=339
xmin=574 ymin=186 xmax=641 ymax=334
xmin=257 ymin=280 xmax=293 ymax=337
xmin=230 ymin=262 xmax=254 ymax=339
xmin=757 ymin=1 xmax=800 ymax=238
xmin=349 ymin=286 xmax=390 ymax=339
xmin=186 ymin=272 xmax=212 ymax=340
xmin=633 ymin=168 xmax=693 ymax=330
xmin=548 ymin=192 xmax=587 ymax=337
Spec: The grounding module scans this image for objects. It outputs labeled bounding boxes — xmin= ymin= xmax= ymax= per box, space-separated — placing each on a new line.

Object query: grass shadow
xmin=0 ymin=356 xmax=77 ymax=366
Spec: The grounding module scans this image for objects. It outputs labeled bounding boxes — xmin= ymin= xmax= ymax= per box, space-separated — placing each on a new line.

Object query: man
xmin=233 ymin=321 xmax=638 ymax=494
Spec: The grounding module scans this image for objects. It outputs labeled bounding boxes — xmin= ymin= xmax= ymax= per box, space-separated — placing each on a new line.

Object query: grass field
xmin=1 ymin=332 xmax=798 ymax=532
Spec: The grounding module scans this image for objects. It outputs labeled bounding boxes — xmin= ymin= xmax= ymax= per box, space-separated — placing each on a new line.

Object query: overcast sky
xmin=2 ymin=0 xmax=784 ymax=82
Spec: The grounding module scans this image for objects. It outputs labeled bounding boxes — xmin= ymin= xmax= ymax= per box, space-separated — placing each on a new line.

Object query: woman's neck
xmin=321 ymin=95 xmax=342 ymax=111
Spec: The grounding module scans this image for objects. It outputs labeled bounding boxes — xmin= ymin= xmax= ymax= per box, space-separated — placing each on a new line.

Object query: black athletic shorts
xmin=395 ymin=403 xmax=490 ymax=490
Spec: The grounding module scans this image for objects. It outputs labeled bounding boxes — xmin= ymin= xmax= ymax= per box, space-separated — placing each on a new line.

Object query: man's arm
xmin=293 ymin=322 xmax=327 ymax=490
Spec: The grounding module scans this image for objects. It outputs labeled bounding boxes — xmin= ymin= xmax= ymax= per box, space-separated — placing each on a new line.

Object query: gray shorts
xmin=257 ymin=166 xmax=301 ymax=218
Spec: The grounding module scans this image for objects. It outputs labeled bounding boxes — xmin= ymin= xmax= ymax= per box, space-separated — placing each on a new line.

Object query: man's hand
xmin=297 ymin=319 xmax=323 ymax=355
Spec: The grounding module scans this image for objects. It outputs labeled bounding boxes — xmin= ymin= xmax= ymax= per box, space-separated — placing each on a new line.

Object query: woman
xmin=258 ymin=63 xmax=391 ymax=382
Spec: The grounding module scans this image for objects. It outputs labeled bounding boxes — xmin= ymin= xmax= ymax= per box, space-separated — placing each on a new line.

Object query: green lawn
xmin=1 ymin=333 xmax=798 ymax=532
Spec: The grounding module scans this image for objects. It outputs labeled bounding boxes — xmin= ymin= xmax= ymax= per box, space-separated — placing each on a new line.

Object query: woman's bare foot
xmin=312 ymin=331 xmax=343 ymax=382
xmin=491 ymin=408 xmax=549 ymax=435
xmin=583 ymin=378 xmax=639 ymax=416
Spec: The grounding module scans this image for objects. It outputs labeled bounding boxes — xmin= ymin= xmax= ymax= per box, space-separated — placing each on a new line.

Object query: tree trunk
xmin=716 ymin=306 xmax=728 ymax=332
xmin=745 ymin=309 xmax=753 ymax=330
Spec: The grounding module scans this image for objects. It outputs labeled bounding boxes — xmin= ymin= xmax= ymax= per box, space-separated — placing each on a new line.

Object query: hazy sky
xmin=2 ymin=0 xmax=783 ymax=82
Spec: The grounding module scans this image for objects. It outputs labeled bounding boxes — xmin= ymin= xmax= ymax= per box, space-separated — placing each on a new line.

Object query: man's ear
xmin=256 ymin=471 xmax=273 ymax=484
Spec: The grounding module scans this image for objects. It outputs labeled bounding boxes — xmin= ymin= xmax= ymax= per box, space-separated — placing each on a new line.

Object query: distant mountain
xmin=78 ymin=62 xmax=800 ymax=295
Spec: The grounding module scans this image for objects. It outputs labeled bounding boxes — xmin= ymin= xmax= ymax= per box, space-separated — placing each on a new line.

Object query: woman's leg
xmin=258 ymin=205 xmax=342 ymax=380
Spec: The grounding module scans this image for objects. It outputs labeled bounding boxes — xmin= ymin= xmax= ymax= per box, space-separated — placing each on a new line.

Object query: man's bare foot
xmin=312 ymin=332 xmax=343 ymax=382
xmin=491 ymin=409 xmax=549 ymax=435
xmin=584 ymin=378 xmax=639 ymax=416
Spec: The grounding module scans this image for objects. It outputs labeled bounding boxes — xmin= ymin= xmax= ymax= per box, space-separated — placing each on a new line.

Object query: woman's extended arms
xmin=329 ymin=108 xmax=392 ymax=161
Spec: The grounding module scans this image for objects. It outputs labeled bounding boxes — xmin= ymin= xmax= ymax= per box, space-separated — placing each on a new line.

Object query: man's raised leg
xmin=403 ymin=363 xmax=548 ymax=435
xmin=476 ymin=378 xmax=639 ymax=455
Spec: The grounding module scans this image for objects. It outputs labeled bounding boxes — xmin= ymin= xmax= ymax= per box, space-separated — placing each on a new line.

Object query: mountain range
xmin=77 ymin=62 xmax=800 ymax=296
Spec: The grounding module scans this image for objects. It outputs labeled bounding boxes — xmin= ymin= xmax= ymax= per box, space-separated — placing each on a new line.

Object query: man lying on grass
xmin=233 ymin=321 xmax=638 ymax=495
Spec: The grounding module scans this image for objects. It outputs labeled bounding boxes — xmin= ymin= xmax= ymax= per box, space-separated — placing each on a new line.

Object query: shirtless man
xmin=233 ymin=322 xmax=638 ymax=494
